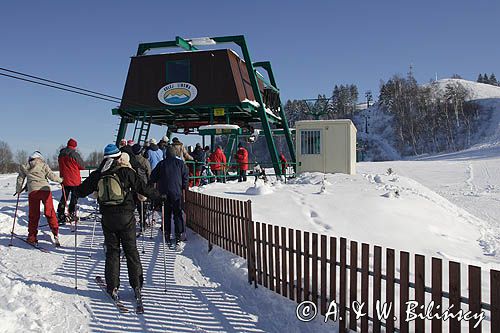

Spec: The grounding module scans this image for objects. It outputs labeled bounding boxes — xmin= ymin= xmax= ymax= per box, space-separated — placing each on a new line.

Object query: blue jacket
xmin=150 ymin=150 xmax=189 ymax=200
xmin=147 ymin=144 xmax=163 ymax=170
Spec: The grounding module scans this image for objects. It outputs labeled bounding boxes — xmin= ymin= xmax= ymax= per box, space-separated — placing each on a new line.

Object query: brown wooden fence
xmin=185 ymin=190 xmax=500 ymax=333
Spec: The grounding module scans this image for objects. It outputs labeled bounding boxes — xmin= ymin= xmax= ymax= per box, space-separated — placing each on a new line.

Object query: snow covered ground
xmin=1 ymin=132 xmax=500 ymax=331
xmin=0 ymin=176 xmax=334 ymax=333
xmin=196 ymin=168 xmax=500 ymax=269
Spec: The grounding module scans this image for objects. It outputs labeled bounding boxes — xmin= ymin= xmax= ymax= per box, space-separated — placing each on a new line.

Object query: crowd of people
xmin=13 ymin=135 xmax=283 ymax=306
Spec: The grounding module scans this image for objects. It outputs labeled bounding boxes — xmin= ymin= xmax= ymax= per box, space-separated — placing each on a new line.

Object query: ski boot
xmin=53 ymin=235 xmax=61 ymax=247
xmin=57 ymin=213 xmax=66 ymax=226
xmin=134 ymin=287 xmax=144 ymax=313
xmin=26 ymin=236 xmax=38 ymax=246
xmin=108 ymin=287 xmax=119 ymax=302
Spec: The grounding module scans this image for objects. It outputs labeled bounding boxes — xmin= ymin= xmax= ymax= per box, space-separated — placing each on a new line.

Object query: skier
xmin=15 ymin=151 xmax=63 ymax=245
xmin=253 ymin=163 xmax=268 ymax=184
xmin=169 ymin=137 xmax=193 ymax=161
xmin=234 ymin=142 xmax=249 ymax=182
xmin=132 ymin=144 xmax=151 ymax=181
xmin=57 ymin=138 xmax=85 ymax=225
xmin=150 ymin=148 xmax=189 ymax=245
xmin=119 ymin=139 xmax=141 ymax=171
xmin=208 ymin=145 xmax=226 ymax=183
xmin=190 ymin=143 xmax=206 ymax=187
xmin=157 ymin=136 xmax=169 ymax=159
xmin=279 ymin=152 xmax=287 ymax=176
xmin=76 ymin=144 xmax=159 ymax=306
xmin=146 ymin=138 xmax=163 ymax=170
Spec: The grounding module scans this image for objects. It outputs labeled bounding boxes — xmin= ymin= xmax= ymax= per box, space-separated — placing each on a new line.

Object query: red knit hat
xmin=67 ymin=138 xmax=77 ymax=148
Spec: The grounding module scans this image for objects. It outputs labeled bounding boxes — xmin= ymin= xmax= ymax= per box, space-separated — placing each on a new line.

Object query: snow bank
xmin=245 ymin=179 xmax=274 ymax=195
xmin=202 ymin=171 xmax=500 ymax=268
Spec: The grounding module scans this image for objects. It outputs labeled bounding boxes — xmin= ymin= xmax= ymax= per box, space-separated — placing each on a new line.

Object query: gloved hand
xmin=13 ymin=192 xmax=18 ymax=197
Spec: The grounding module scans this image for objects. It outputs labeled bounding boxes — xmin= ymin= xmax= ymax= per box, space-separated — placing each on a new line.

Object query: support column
xmin=116 ymin=117 xmax=128 ymax=146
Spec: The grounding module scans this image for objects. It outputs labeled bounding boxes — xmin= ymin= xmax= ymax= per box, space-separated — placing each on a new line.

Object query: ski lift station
xmin=295 ymin=120 xmax=357 ymax=175
xmin=113 ymin=35 xmax=295 ymax=176
xmin=112 ymin=35 xmax=358 ymax=176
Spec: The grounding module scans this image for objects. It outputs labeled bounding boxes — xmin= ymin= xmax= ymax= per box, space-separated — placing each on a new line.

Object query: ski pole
xmin=150 ymin=202 xmax=154 ymax=240
xmin=8 ymin=192 xmax=21 ymax=247
xmin=74 ymin=205 xmax=78 ymax=290
xmin=88 ymin=216 xmax=98 ymax=257
xmin=161 ymin=201 xmax=167 ymax=293
xmin=141 ymin=201 xmax=145 ymax=254
xmin=61 ymin=184 xmax=70 ymax=226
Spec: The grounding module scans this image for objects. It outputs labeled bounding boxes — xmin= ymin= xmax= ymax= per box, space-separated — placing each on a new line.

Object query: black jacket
xmin=76 ymin=159 xmax=159 ymax=214
xmin=150 ymin=150 xmax=189 ymax=200
xmin=191 ymin=147 xmax=206 ymax=164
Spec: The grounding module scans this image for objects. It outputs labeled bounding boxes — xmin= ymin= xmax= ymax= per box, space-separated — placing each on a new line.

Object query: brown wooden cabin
xmin=117 ymin=48 xmax=281 ymax=130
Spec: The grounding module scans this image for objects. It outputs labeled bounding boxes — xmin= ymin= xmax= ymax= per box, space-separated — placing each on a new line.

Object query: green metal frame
xmin=253 ymin=61 xmax=296 ymax=170
xmin=117 ymin=35 xmax=295 ymax=176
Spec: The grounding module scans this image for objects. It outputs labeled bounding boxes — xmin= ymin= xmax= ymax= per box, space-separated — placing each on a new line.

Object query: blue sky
xmin=1 ymin=0 xmax=499 ymax=159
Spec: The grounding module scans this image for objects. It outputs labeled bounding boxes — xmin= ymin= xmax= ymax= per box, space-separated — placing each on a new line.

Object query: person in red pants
xmin=234 ymin=143 xmax=249 ymax=182
xmin=279 ymin=152 xmax=287 ymax=176
xmin=15 ymin=151 xmax=63 ymax=245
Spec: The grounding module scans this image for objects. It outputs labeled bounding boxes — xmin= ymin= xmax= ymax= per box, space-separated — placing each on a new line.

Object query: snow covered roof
xmin=198 ymin=124 xmax=240 ymax=131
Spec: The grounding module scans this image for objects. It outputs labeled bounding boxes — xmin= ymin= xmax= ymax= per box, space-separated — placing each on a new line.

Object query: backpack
xmin=97 ymin=168 xmax=127 ymax=206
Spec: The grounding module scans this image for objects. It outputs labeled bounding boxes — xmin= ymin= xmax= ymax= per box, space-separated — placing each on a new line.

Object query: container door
xmin=298 ymin=128 xmax=323 ymax=172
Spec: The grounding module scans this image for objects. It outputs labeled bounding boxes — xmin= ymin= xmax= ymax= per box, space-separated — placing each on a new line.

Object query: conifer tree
xmin=489 ymin=73 xmax=497 ymax=86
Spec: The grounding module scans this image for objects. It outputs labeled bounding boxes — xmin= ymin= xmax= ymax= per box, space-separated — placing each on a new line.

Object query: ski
xmin=11 ymin=233 xmax=50 ymax=253
xmin=94 ymin=276 xmax=129 ymax=313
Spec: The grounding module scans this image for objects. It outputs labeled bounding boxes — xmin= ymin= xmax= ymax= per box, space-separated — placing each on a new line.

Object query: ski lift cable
xmin=0 ymin=67 xmax=157 ymax=110
xmin=0 ymin=67 xmax=122 ymax=101
xmin=0 ymin=72 xmax=121 ymax=103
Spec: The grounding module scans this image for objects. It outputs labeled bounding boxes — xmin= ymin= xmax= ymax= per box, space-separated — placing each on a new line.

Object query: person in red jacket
xmin=208 ymin=145 xmax=226 ymax=183
xmin=57 ymin=138 xmax=85 ymax=225
xmin=234 ymin=143 xmax=249 ymax=182
xmin=279 ymin=152 xmax=287 ymax=176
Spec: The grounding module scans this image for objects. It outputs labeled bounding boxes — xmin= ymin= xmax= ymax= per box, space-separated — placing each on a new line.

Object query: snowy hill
xmin=431 ymin=78 xmax=500 ymax=101
xmin=355 ymin=78 xmax=500 ymax=161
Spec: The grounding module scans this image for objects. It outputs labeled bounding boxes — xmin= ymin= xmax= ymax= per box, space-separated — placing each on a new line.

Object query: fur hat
xmin=149 ymin=138 xmax=157 ymax=145
xmin=67 ymin=138 xmax=77 ymax=148
xmin=118 ymin=152 xmax=132 ymax=168
xmin=29 ymin=151 xmax=43 ymax=161
xmin=161 ymin=135 xmax=169 ymax=143
xmin=103 ymin=144 xmax=121 ymax=159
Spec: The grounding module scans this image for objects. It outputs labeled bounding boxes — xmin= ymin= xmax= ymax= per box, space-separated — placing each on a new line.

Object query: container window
xmin=300 ymin=130 xmax=321 ymax=155
xmin=166 ymin=59 xmax=190 ymax=83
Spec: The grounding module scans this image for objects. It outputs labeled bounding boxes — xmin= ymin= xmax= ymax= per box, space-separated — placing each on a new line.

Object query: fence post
xmin=245 ymin=200 xmax=256 ymax=287
xmin=208 ymin=195 xmax=213 ymax=252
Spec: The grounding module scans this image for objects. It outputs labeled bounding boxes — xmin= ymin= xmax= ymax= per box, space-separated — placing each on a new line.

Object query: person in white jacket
xmin=15 ymin=151 xmax=63 ymax=245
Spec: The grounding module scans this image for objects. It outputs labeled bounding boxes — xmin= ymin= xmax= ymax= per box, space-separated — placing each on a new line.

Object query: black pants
xmin=101 ymin=211 xmax=143 ymax=291
xmin=238 ymin=169 xmax=247 ymax=182
xmin=214 ymin=170 xmax=225 ymax=183
xmin=57 ymin=185 xmax=78 ymax=216
xmin=163 ymin=197 xmax=185 ymax=239
xmin=136 ymin=201 xmax=146 ymax=232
